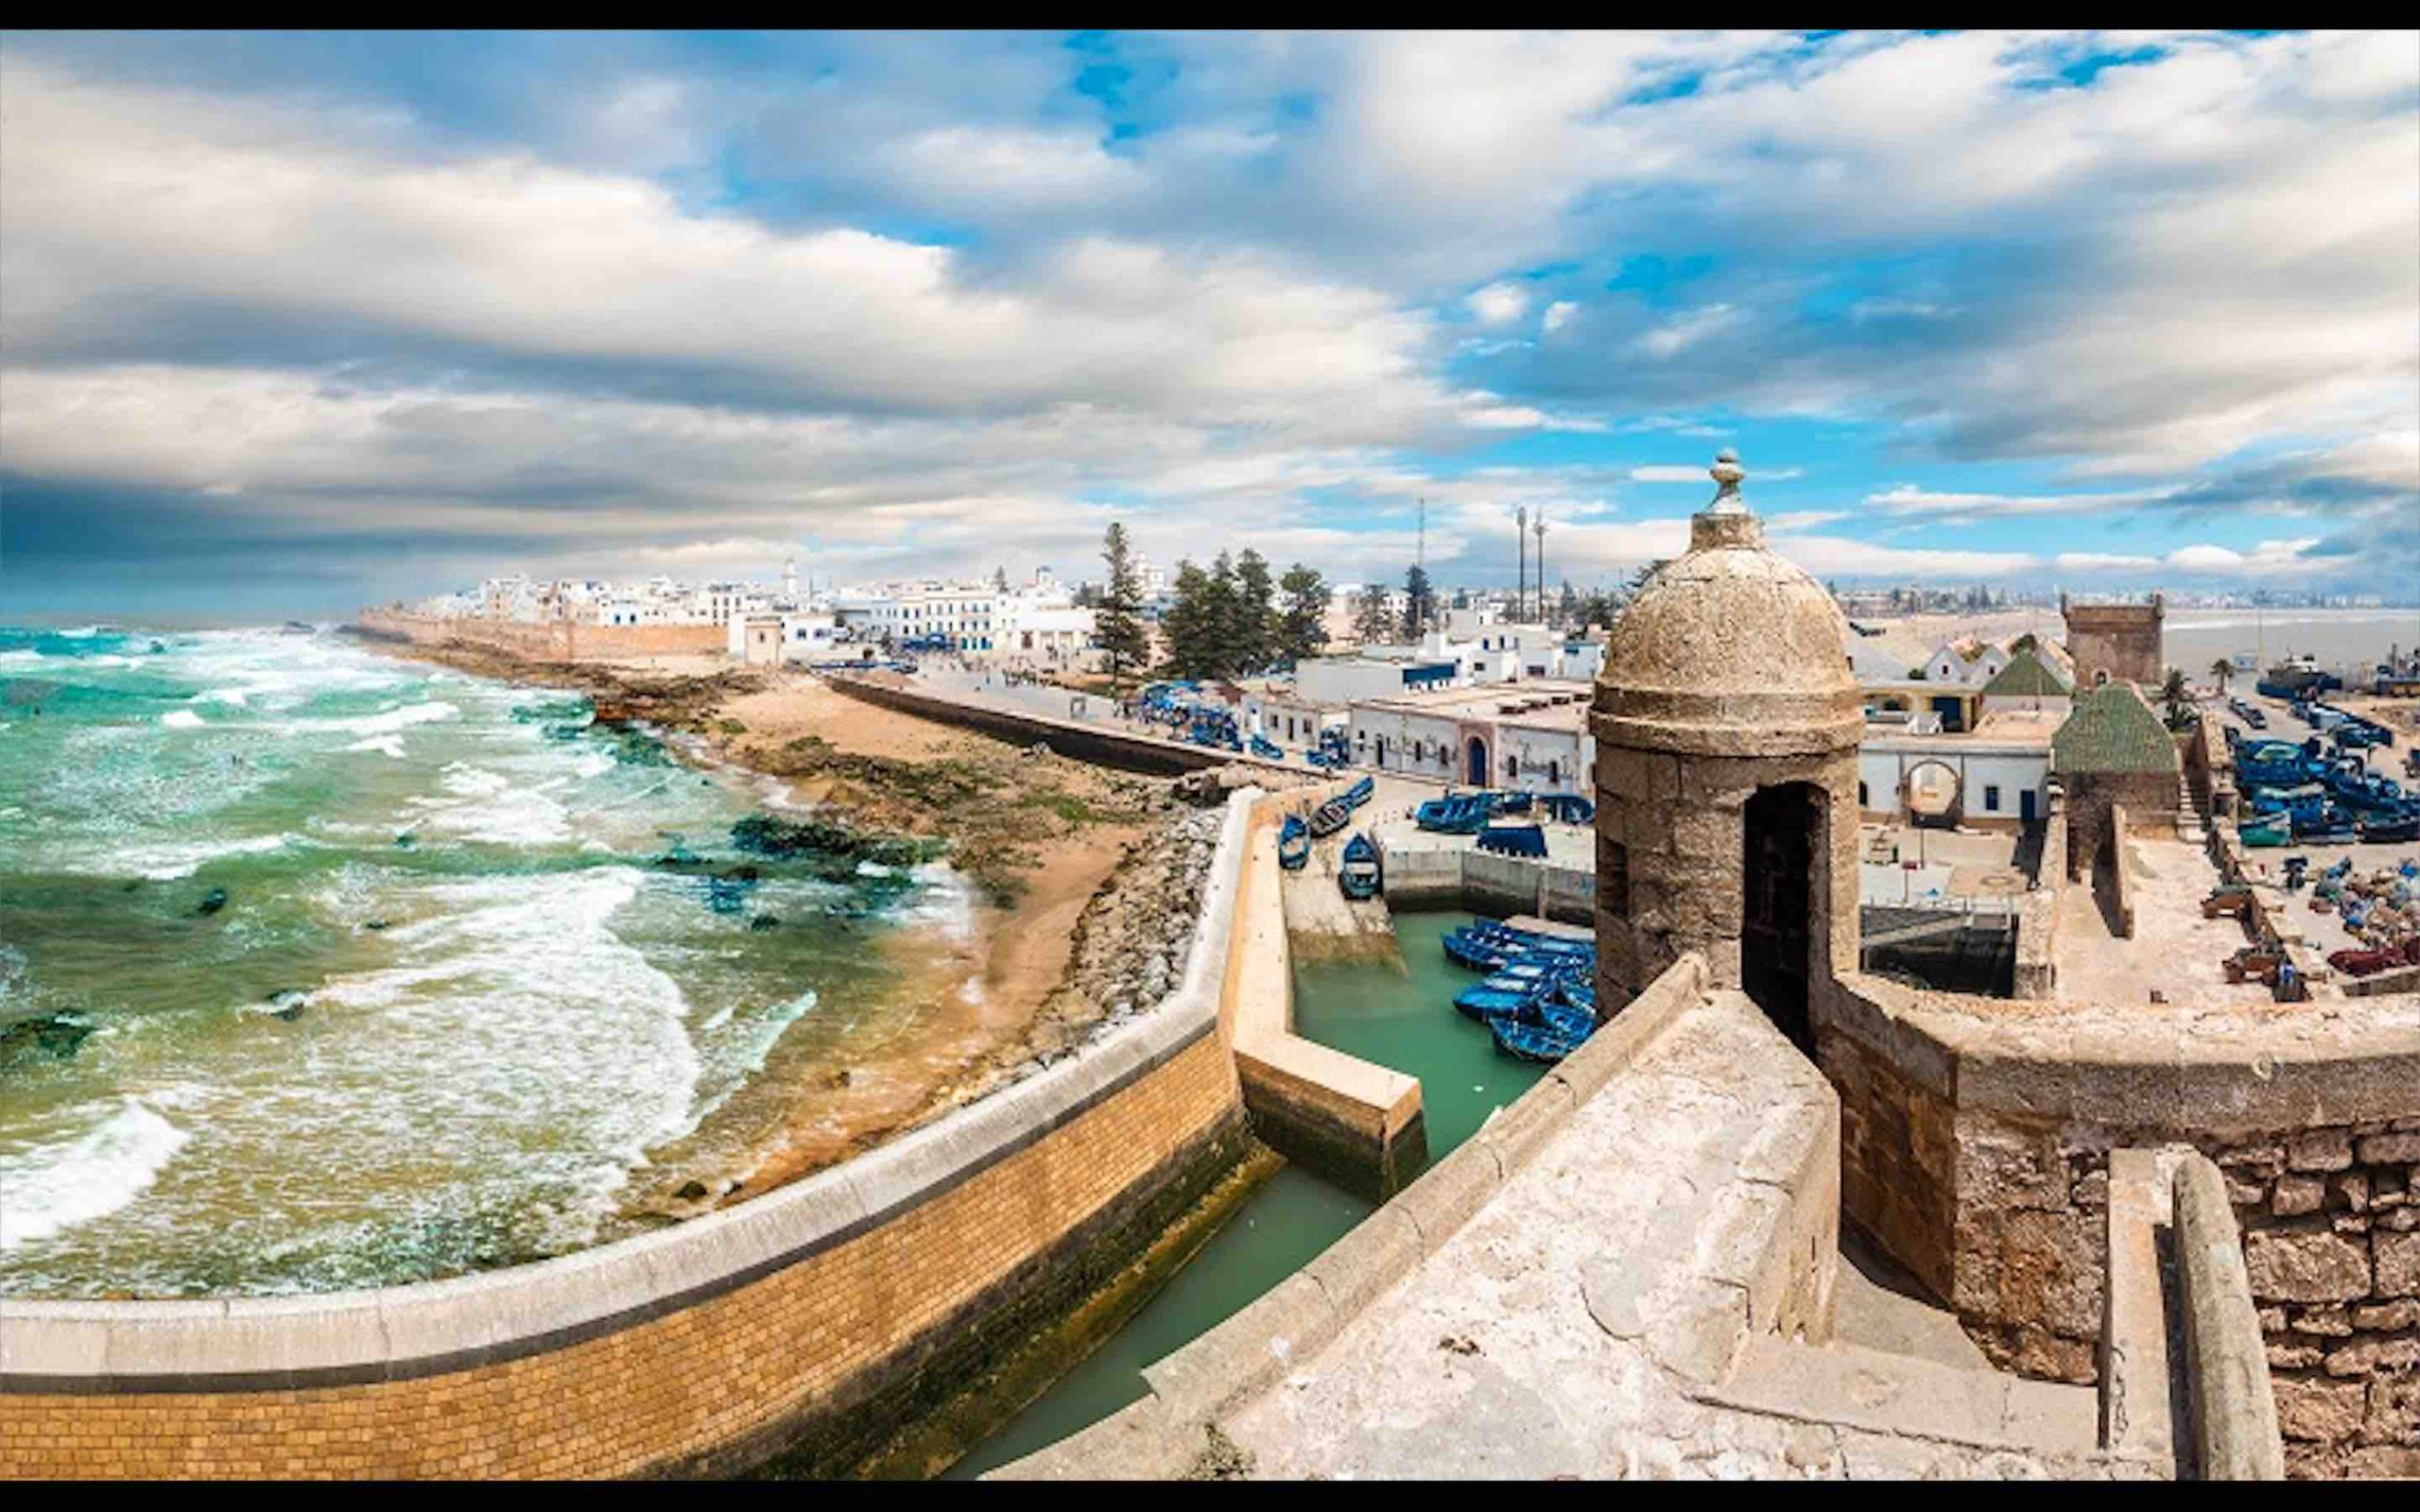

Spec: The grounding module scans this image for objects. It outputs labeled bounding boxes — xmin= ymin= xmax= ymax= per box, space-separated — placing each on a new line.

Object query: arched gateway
xmin=1591 ymin=450 xmax=1863 ymax=1048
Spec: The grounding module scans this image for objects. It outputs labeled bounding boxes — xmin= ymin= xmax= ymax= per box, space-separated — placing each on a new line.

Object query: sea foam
xmin=0 ymin=1096 xmax=194 ymax=1252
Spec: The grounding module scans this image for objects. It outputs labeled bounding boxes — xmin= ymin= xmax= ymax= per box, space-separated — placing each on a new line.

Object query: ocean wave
xmin=0 ymin=1094 xmax=195 ymax=1252
xmin=346 ymin=734 xmax=407 ymax=759
xmin=896 ymin=861 xmax=979 ymax=942
xmin=403 ymin=762 xmax=572 ymax=847
xmin=108 ymin=833 xmax=299 ymax=881
xmin=160 ymin=709 xmax=205 ymax=729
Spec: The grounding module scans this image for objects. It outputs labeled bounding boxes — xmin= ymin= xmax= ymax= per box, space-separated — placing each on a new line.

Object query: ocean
xmin=0 ymin=626 xmax=963 ymax=1298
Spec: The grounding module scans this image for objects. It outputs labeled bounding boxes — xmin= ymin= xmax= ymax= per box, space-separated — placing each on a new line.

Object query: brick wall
xmin=0 ymin=1032 xmax=1243 ymax=1479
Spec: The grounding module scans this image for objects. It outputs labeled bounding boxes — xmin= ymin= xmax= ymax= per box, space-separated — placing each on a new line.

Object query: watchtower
xmin=1592 ymin=451 xmax=1864 ymax=1048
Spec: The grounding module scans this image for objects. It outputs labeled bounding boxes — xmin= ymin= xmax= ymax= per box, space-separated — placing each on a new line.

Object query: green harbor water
xmin=944 ymin=908 xmax=1543 ymax=1479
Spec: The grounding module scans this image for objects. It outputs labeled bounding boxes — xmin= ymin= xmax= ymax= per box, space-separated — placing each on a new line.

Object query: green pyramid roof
xmin=1982 ymin=647 xmax=2071 ymax=698
xmin=2053 ymin=682 xmax=2180 ymax=775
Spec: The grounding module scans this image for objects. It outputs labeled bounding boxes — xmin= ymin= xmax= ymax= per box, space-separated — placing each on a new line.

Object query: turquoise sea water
xmin=0 ymin=626 xmax=963 ymax=1298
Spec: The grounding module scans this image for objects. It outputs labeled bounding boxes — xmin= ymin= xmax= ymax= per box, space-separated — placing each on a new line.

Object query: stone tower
xmin=1592 ymin=451 xmax=1864 ymax=1048
xmin=2060 ymin=592 xmax=2165 ymax=689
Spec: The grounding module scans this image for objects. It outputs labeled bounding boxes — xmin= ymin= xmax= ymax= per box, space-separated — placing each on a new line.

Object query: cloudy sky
xmin=3 ymin=29 xmax=2415 ymax=620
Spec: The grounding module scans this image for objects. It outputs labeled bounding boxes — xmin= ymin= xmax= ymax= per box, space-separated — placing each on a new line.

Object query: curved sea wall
xmin=0 ymin=793 xmax=1259 ymax=1480
xmin=1814 ymin=972 xmax=2420 ymax=1477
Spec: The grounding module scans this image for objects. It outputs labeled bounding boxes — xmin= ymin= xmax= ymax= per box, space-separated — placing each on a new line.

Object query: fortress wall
xmin=355 ymin=610 xmax=724 ymax=662
xmin=0 ymin=797 xmax=1261 ymax=1481
xmin=825 ymin=675 xmax=1265 ymax=778
xmin=2062 ymin=597 xmax=2167 ymax=690
xmin=1816 ymin=973 xmax=2420 ymax=1477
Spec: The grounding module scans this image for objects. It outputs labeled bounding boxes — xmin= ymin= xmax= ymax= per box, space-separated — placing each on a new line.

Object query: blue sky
xmin=2 ymin=29 xmax=2414 ymax=619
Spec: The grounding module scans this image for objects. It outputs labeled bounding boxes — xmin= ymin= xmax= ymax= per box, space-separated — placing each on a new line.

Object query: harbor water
xmin=945 ymin=909 xmax=1545 ymax=1478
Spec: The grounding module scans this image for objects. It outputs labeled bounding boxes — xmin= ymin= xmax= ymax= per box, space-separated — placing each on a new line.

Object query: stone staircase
xmin=2177 ymin=772 xmax=2210 ymax=846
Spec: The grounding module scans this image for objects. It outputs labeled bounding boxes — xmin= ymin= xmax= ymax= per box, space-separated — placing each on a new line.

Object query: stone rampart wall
xmin=1814 ymin=973 xmax=2420 ymax=1477
xmin=356 ymin=610 xmax=724 ymax=662
xmin=826 ymin=675 xmax=1287 ymax=778
xmin=2062 ymin=600 xmax=2166 ymax=690
xmin=0 ymin=797 xmax=1262 ymax=1480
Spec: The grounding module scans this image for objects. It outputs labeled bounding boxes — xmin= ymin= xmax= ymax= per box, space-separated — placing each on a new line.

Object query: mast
xmin=1534 ymin=513 xmax=1549 ymax=626
xmin=1515 ymin=504 xmax=1529 ymax=624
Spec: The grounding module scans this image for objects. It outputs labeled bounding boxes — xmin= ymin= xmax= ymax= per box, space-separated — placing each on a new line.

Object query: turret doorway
xmin=1742 ymin=782 xmax=1820 ymax=1052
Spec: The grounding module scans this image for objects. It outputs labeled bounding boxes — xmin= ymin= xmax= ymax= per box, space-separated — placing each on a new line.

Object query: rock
xmin=194 ymin=887 xmax=229 ymax=917
xmin=2274 ymin=1173 xmax=2327 ymax=1216
xmin=675 ymin=1180 xmax=710 ymax=1202
xmin=2245 ymin=1229 xmax=2372 ymax=1303
xmin=2273 ymin=1374 xmax=2368 ymax=1443
xmin=393 ymin=833 xmax=417 ymax=850
xmin=2357 ymin=1131 xmax=2420 ymax=1165
xmin=2288 ymin=1129 xmax=2354 ymax=1173
xmin=0 ymin=1012 xmax=95 ymax=1066
xmin=2377 ymin=1230 xmax=2420 ymax=1297
xmin=363 ymin=919 xmax=391 ymax=931
xmin=263 ymin=989 xmax=309 ymax=1022
xmin=749 ymin=914 xmax=782 ymax=932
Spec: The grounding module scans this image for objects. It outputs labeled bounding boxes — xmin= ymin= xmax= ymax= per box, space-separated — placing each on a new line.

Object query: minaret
xmin=782 ymin=557 xmax=799 ymax=605
xmin=1591 ymin=448 xmax=1863 ymax=1047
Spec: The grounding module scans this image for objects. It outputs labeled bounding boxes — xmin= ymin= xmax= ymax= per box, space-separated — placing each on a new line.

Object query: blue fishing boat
xmin=1307 ymin=798 xmax=1352 ymax=838
xmin=1539 ymin=793 xmax=1596 ymax=825
xmin=1442 ymin=928 xmax=1508 ymax=972
xmin=1488 ymin=790 xmax=1534 ymax=816
xmin=1455 ymin=982 xmax=1542 ymax=1021
xmin=1414 ymin=791 xmax=1493 ymax=834
xmin=2360 ymin=814 xmax=2420 ymax=843
xmin=1277 ymin=813 xmax=1311 ymax=870
xmin=1490 ymin=1018 xmax=1587 ymax=1063
xmin=1477 ymin=823 xmax=1548 ymax=858
xmin=1340 ymin=775 xmax=1375 ymax=810
xmin=2239 ymin=811 xmax=2292 ymax=847
xmin=1338 ymin=833 xmax=1381 ymax=900
xmin=1249 ymin=733 xmax=1283 ymax=761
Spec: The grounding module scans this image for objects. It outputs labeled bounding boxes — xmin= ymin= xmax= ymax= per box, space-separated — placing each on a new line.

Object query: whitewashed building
xmin=1858 ymin=709 xmax=2060 ymax=830
xmin=1345 ymin=680 xmax=1595 ymax=795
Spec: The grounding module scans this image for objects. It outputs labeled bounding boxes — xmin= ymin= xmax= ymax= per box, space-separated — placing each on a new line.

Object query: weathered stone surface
xmin=2377 ymin=1230 xmax=2420 ymax=1297
xmin=2365 ymin=1373 xmax=2420 ymax=1446
xmin=2273 ymin=1173 xmax=2326 ymax=1216
xmin=2355 ymin=1131 xmax=2420 ymax=1165
xmin=2323 ymin=1333 xmax=2418 ymax=1379
xmin=2290 ymin=1305 xmax=2352 ymax=1338
xmin=2244 ymin=1229 xmax=2372 ymax=1304
xmin=2287 ymin=1129 xmax=2353 ymax=1173
xmin=2350 ymin=1298 xmax=2418 ymax=1332
xmin=2273 ymin=1374 xmax=2368 ymax=1444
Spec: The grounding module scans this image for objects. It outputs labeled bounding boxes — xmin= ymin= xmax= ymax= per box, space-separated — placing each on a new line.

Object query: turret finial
xmin=1707 ymin=448 xmax=1747 ymax=516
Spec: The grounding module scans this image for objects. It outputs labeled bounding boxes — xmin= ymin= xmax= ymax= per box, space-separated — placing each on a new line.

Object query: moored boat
xmin=1307 ymin=799 xmax=1352 ymax=838
xmin=2238 ymin=811 xmax=2292 ymax=847
xmin=1476 ymin=823 xmax=1547 ymax=857
xmin=1338 ymin=832 xmax=1381 ymax=900
xmin=1340 ymin=775 xmax=1375 ymax=810
xmin=1277 ymin=813 xmax=1311 ymax=870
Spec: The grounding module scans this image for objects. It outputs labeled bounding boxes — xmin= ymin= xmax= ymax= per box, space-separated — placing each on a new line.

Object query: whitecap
xmin=345 ymin=734 xmax=406 ymax=759
xmin=110 ymin=833 xmax=297 ymax=881
xmin=0 ymin=1096 xmax=194 ymax=1251
xmin=161 ymin=709 xmax=205 ymax=729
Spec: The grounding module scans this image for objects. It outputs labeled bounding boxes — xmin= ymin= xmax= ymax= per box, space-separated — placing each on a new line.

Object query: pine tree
xmin=1159 ymin=559 xmax=1213 ymax=679
xmin=1234 ymin=549 xmax=1278 ymax=674
xmin=1096 ymin=523 xmax=1150 ymax=692
xmin=1351 ymin=585 xmax=1394 ymax=645
xmin=1402 ymin=563 xmax=1436 ymax=641
xmin=1556 ymin=580 xmax=1578 ymax=628
xmin=1276 ymin=564 xmax=1331 ymax=667
xmin=1204 ymin=552 xmax=1245 ymax=679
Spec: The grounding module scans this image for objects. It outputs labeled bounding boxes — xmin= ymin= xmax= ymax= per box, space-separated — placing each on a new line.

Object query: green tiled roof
xmin=2053 ymin=683 xmax=2180 ymax=774
xmin=1982 ymin=647 xmax=2071 ymax=698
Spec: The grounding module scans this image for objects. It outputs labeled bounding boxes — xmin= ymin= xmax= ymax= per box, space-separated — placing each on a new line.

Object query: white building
xmin=1858 ymin=709 xmax=2059 ymax=830
xmin=728 ymin=610 xmax=844 ymax=665
xmin=1345 ymin=679 xmax=1595 ymax=794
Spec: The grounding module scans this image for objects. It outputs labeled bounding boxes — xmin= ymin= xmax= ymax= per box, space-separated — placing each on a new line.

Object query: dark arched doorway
xmin=1466 ymin=736 xmax=1489 ymax=786
xmin=1742 ymin=782 xmax=1820 ymax=1052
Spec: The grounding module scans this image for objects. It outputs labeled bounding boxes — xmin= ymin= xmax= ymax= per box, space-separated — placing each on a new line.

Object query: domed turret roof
xmin=1595 ymin=451 xmax=1864 ymax=758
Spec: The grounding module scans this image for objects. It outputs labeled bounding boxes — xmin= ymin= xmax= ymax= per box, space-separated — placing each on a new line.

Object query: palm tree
xmin=2209 ymin=658 xmax=2233 ymax=696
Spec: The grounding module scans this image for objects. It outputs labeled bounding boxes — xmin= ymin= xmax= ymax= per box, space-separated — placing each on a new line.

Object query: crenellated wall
xmin=1814 ymin=972 xmax=2420 ymax=1477
xmin=0 ymin=796 xmax=1264 ymax=1480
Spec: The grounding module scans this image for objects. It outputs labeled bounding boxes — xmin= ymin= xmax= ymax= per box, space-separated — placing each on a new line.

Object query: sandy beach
xmin=350 ymin=629 xmax=1194 ymax=1214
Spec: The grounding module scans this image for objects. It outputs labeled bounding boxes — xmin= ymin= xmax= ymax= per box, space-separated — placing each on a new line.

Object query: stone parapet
xmin=1814 ymin=972 xmax=2420 ymax=1475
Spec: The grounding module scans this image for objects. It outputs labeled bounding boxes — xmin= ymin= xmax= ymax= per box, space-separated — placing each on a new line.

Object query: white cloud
xmin=1542 ymin=300 xmax=1578 ymax=333
xmin=1467 ymin=281 xmax=1530 ymax=326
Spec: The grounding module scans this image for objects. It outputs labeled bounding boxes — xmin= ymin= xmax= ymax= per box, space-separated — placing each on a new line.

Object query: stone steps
xmin=1697 ymin=1332 xmax=2102 ymax=1456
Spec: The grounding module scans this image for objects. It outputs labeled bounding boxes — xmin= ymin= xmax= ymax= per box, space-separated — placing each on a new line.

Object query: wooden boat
xmin=1414 ymin=792 xmax=1493 ymax=834
xmin=1455 ymin=982 xmax=1541 ymax=1021
xmin=2238 ymin=811 xmax=2292 ymax=847
xmin=1340 ymin=775 xmax=1375 ymax=810
xmin=1490 ymin=1018 xmax=1586 ymax=1063
xmin=1249 ymin=733 xmax=1284 ymax=761
xmin=2358 ymin=814 xmax=2420 ymax=844
xmin=1338 ymin=833 xmax=1381 ymax=901
xmin=1539 ymin=793 xmax=1595 ymax=825
xmin=1307 ymin=798 xmax=1352 ymax=838
xmin=1476 ymin=823 xmax=1547 ymax=858
xmin=1488 ymin=790 xmax=1534 ymax=816
xmin=1277 ymin=813 xmax=1311 ymax=871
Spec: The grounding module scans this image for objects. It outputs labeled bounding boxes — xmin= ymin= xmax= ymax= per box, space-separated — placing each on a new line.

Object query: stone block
xmin=2243 ymin=1228 xmax=2372 ymax=1304
xmin=2273 ymin=1374 xmax=2368 ymax=1444
xmin=2323 ymin=1333 xmax=2418 ymax=1379
xmin=2366 ymin=1373 xmax=2420 ymax=1446
xmin=2290 ymin=1305 xmax=2351 ymax=1337
xmin=2273 ymin=1173 xmax=2326 ymax=1216
xmin=2330 ymin=1171 xmax=2369 ymax=1213
xmin=2375 ymin=1229 xmax=2419 ymax=1297
xmin=2288 ymin=1129 xmax=2353 ymax=1173
xmin=2350 ymin=1298 xmax=2419 ymax=1331
xmin=2356 ymin=1131 xmax=2420 ymax=1165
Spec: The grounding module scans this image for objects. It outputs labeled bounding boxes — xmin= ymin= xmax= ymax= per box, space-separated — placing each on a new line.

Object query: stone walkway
xmin=1219 ymin=992 xmax=2154 ymax=1480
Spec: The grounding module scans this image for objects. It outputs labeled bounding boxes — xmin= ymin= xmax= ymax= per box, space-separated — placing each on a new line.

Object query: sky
xmin=2 ymin=29 xmax=2416 ymax=622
